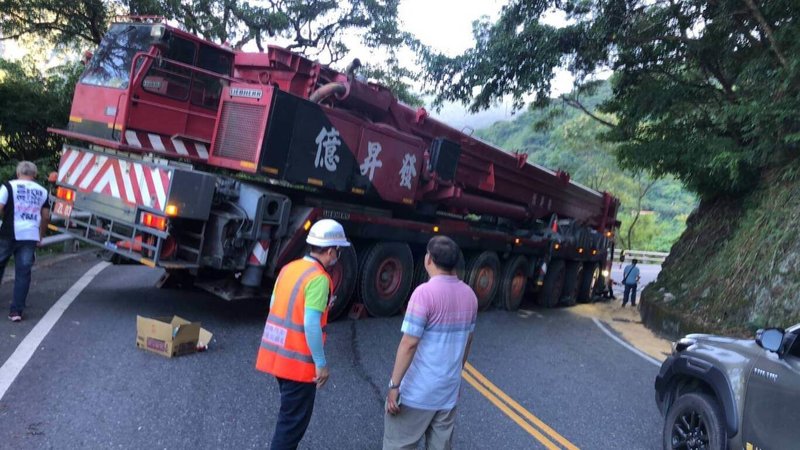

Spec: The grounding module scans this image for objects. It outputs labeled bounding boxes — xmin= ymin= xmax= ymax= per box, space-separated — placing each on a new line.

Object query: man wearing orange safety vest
xmin=256 ymin=219 xmax=350 ymax=450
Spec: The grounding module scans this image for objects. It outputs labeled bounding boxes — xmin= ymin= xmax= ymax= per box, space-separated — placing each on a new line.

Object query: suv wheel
xmin=663 ymin=393 xmax=726 ymax=450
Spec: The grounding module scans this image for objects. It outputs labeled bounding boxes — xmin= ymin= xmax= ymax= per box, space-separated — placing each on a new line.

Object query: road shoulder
xmin=569 ymin=300 xmax=673 ymax=362
xmin=0 ymin=252 xmax=101 ymax=364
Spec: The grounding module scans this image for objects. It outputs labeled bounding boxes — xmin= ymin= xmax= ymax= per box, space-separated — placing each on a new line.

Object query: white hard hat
xmin=306 ymin=219 xmax=351 ymax=247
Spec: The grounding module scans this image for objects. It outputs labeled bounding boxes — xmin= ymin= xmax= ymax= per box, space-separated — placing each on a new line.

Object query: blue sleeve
xmin=304 ymin=308 xmax=326 ymax=368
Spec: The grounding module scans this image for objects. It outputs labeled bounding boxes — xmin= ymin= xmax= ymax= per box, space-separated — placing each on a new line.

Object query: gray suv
xmin=655 ymin=323 xmax=800 ymax=449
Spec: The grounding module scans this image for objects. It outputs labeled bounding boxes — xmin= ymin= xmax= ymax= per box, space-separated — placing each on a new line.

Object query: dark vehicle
xmin=655 ymin=324 xmax=800 ymax=450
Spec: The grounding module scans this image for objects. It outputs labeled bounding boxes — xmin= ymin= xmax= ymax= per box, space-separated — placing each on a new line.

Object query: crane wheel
xmin=560 ymin=261 xmax=584 ymax=306
xmin=454 ymin=250 xmax=466 ymax=281
xmin=413 ymin=254 xmax=429 ymax=289
xmin=577 ymin=262 xmax=600 ymax=303
xmin=466 ymin=251 xmax=501 ymax=311
xmin=417 ymin=249 xmax=466 ymax=284
xmin=538 ymin=259 xmax=565 ymax=308
xmin=497 ymin=255 xmax=529 ymax=311
xmin=358 ymin=242 xmax=414 ymax=317
xmin=327 ymin=245 xmax=358 ymax=321
xmin=157 ymin=269 xmax=195 ymax=289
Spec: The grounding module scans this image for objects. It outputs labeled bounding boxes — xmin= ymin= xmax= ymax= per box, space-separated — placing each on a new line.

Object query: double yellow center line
xmin=462 ymin=362 xmax=580 ymax=450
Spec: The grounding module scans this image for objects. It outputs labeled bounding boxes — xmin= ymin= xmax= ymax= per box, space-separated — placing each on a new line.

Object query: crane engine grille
xmin=212 ymin=101 xmax=265 ymax=163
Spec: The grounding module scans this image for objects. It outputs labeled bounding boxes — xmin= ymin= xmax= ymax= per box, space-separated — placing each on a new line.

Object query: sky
xmin=264 ymin=0 xmax=575 ymax=128
xmin=398 ymin=0 xmax=506 ymax=57
xmin=389 ymin=0 xmax=575 ymax=128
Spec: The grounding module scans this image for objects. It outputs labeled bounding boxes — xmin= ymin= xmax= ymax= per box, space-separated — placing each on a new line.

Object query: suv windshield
xmin=80 ymin=24 xmax=153 ymax=89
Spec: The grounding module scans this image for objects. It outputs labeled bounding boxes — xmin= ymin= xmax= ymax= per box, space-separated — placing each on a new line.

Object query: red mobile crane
xmin=49 ymin=19 xmax=620 ymax=319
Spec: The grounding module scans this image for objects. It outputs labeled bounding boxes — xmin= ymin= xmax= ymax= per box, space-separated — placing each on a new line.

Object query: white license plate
xmin=53 ymin=201 xmax=73 ymax=218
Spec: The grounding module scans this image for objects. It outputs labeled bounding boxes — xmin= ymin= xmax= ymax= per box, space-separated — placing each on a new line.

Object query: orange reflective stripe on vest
xmin=255 ymin=258 xmax=331 ymax=382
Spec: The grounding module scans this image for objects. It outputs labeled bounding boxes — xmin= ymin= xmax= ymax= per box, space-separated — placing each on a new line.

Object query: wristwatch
xmin=388 ymin=379 xmax=400 ymax=390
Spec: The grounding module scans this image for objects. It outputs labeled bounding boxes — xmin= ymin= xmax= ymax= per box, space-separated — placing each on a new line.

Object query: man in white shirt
xmin=0 ymin=161 xmax=50 ymax=322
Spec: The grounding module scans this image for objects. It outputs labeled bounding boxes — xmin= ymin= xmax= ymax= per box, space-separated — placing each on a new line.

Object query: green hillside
xmin=475 ymin=85 xmax=696 ymax=252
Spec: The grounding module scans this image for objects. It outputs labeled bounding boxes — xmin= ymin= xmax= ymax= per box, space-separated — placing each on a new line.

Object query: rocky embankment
xmin=640 ymin=169 xmax=800 ymax=338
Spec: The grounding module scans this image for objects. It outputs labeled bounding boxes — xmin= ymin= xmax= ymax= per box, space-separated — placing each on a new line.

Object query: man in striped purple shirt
xmin=383 ymin=236 xmax=478 ymax=450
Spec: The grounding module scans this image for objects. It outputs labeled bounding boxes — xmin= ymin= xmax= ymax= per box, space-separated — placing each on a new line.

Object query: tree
xmin=419 ymin=0 xmax=800 ymax=198
xmin=0 ymin=58 xmax=82 ymax=164
xmin=544 ymin=114 xmax=618 ymax=191
xmin=622 ymin=174 xmax=657 ymax=250
xmin=1 ymin=1 xmax=406 ymax=64
xmin=476 ymin=95 xmax=697 ymax=252
xmin=0 ymin=0 xmax=112 ymax=46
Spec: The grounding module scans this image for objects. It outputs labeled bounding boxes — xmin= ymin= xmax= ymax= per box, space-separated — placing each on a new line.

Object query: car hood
xmin=683 ymin=333 xmax=765 ymax=359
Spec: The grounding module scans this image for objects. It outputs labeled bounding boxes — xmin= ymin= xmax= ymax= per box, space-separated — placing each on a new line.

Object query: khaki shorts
xmin=383 ymin=405 xmax=457 ymax=450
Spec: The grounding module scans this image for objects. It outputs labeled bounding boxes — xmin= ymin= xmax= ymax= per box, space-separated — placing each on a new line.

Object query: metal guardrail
xmin=613 ymin=249 xmax=668 ymax=265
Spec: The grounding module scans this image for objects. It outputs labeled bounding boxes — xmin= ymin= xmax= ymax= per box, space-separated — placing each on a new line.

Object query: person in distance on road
xmin=0 ymin=161 xmax=50 ymax=322
xmin=621 ymin=258 xmax=641 ymax=308
xmin=383 ymin=235 xmax=478 ymax=450
xmin=255 ymin=219 xmax=350 ymax=450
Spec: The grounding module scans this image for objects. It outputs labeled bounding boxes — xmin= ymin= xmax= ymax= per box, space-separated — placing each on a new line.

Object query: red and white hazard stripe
xmin=124 ymin=129 xmax=209 ymax=160
xmin=249 ymin=240 xmax=270 ymax=266
xmin=58 ymin=147 xmax=173 ymax=211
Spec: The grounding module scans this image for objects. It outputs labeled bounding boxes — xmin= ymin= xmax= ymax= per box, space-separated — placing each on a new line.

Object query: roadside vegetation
xmin=0 ymin=57 xmax=81 ymax=184
xmin=475 ymin=82 xmax=696 ymax=252
xmin=419 ymin=0 xmax=799 ymax=334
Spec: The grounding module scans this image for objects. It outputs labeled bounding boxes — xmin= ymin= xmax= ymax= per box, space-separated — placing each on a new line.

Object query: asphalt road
xmin=0 ymin=254 xmax=664 ymax=449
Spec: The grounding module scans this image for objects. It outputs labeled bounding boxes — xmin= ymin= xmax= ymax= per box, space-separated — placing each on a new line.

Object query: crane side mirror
xmin=756 ymin=328 xmax=785 ymax=354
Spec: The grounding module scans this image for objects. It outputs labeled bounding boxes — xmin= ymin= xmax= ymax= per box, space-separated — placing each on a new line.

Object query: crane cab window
xmin=80 ymin=24 xmax=152 ymax=89
xmin=190 ymin=45 xmax=233 ymax=110
xmin=142 ymin=34 xmax=197 ymax=101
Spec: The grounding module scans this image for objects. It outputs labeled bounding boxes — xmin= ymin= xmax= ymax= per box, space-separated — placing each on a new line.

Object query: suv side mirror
xmin=756 ymin=328 xmax=785 ymax=354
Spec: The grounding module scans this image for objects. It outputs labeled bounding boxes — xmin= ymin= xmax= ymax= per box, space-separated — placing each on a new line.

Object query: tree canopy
xmin=0 ymin=58 xmax=81 ymax=174
xmin=0 ymin=0 xmax=405 ymax=63
xmin=420 ymin=0 xmax=800 ymax=198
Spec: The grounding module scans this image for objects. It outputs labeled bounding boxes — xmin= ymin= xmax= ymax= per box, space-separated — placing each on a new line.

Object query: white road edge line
xmin=0 ymin=261 xmax=110 ymax=400
xmin=591 ymin=317 xmax=662 ymax=367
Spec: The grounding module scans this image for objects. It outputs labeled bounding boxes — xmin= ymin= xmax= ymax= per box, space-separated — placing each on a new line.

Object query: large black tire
xmin=415 ymin=249 xmax=466 ymax=284
xmin=358 ymin=242 xmax=414 ymax=317
xmin=663 ymin=393 xmax=727 ymax=450
xmin=560 ymin=261 xmax=583 ymax=306
xmin=577 ymin=262 xmax=600 ymax=303
xmin=157 ymin=269 xmax=196 ymax=289
xmin=454 ymin=250 xmax=466 ymax=281
xmin=538 ymin=259 xmax=565 ymax=308
xmin=327 ymin=245 xmax=358 ymax=321
xmin=497 ymin=255 xmax=529 ymax=311
xmin=413 ymin=254 xmax=429 ymax=289
xmin=465 ymin=251 xmax=501 ymax=311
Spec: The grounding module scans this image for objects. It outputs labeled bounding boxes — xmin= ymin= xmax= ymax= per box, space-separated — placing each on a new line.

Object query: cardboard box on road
xmin=136 ymin=315 xmax=213 ymax=358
